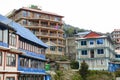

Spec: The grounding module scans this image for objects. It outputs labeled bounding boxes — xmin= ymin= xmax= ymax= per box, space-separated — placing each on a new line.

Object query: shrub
xmin=70 ymin=60 xmax=79 ymax=69
xmin=79 ymin=61 xmax=89 ymax=80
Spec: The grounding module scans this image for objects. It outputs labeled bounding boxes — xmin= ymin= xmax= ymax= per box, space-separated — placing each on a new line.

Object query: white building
xmin=76 ymin=31 xmax=116 ymax=70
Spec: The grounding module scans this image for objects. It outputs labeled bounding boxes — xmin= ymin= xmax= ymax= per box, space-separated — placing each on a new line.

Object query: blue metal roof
xmin=0 ymin=14 xmax=48 ymax=48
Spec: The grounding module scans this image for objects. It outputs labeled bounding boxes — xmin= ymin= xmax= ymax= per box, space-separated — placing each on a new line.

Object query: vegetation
xmin=54 ymin=70 xmax=64 ymax=80
xmin=70 ymin=60 xmax=79 ymax=69
xmin=71 ymin=73 xmax=82 ymax=80
xmin=79 ymin=61 xmax=89 ymax=80
xmin=87 ymin=70 xmax=115 ymax=80
xmin=63 ymin=23 xmax=87 ymax=37
xmin=115 ymin=70 xmax=120 ymax=77
xmin=53 ymin=69 xmax=115 ymax=80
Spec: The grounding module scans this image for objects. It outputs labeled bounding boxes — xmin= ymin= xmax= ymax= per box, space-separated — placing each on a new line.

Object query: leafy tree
xmin=70 ymin=60 xmax=79 ymax=69
xmin=79 ymin=61 xmax=89 ymax=80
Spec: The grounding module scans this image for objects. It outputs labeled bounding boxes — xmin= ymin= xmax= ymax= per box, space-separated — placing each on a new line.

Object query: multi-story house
xmin=76 ymin=31 xmax=116 ymax=70
xmin=0 ymin=14 xmax=48 ymax=80
xmin=7 ymin=5 xmax=64 ymax=60
xmin=111 ymin=29 xmax=120 ymax=53
xmin=64 ymin=37 xmax=77 ymax=60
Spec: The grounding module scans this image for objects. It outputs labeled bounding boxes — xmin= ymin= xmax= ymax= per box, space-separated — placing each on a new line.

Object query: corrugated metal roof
xmin=0 ymin=14 xmax=48 ymax=48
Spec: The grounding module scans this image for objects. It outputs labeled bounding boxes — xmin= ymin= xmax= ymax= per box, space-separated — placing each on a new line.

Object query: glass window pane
xmin=0 ymin=52 xmax=2 ymax=65
xmin=0 ymin=29 xmax=2 ymax=41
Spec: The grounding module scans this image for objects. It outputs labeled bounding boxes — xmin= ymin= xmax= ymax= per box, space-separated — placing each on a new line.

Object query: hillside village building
xmin=76 ymin=31 xmax=118 ymax=70
xmin=7 ymin=5 xmax=64 ymax=60
xmin=64 ymin=37 xmax=77 ymax=60
xmin=0 ymin=14 xmax=49 ymax=80
xmin=111 ymin=29 xmax=120 ymax=54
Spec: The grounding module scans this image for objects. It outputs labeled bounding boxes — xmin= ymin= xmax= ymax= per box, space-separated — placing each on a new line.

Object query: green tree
xmin=70 ymin=60 xmax=79 ymax=69
xmin=79 ymin=61 xmax=89 ymax=80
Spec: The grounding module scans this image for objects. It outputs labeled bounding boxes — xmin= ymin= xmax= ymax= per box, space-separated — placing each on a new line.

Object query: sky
xmin=0 ymin=0 xmax=120 ymax=33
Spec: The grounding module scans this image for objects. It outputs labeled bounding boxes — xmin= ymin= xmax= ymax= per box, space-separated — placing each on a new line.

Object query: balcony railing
xmin=0 ymin=41 xmax=8 ymax=48
xmin=18 ymin=66 xmax=46 ymax=74
xmin=19 ymin=49 xmax=46 ymax=60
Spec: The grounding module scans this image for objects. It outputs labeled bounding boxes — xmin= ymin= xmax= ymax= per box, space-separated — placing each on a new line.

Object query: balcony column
xmin=48 ymin=30 xmax=50 ymax=36
xmin=39 ymin=20 xmax=41 ymax=26
xmin=48 ymin=21 xmax=50 ymax=27
xmin=56 ymin=39 xmax=58 ymax=54
xmin=48 ymin=38 xmax=50 ymax=54
xmin=57 ymin=31 xmax=58 ymax=38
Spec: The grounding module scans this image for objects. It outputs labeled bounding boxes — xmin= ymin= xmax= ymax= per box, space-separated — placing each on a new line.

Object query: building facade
xmin=111 ymin=29 xmax=120 ymax=54
xmin=64 ymin=37 xmax=77 ymax=60
xmin=76 ymin=31 xmax=116 ymax=70
xmin=7 ymin=6 xmax=64 ymax=58
xmin=0 ymin=14 xmax=48 ymax=80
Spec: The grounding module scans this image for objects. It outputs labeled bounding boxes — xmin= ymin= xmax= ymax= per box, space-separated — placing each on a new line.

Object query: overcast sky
xmin=0 ymin=0 xmax=120 ymax=33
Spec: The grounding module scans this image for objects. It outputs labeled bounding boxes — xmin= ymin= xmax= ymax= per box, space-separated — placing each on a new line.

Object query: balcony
xmin=19 ymin=49 xmax=46 ymax=61
xmin=18 ymin=66 xmax=46 ymax=74
xmin=0 ymin=41 xmax=8 ymax=48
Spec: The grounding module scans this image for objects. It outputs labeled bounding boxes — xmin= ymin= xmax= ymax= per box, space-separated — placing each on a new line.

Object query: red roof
xmin=84 ymin=31 xmax=102 ymax=38
xmin=16 ymin=7 xmax=64 ymax=17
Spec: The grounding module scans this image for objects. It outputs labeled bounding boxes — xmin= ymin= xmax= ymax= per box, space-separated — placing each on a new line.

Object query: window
xmin=3 ymin=29 xmax=8 ymax=43
xmin=55 ymin=17 xmax=61 ymax=21
xmin=6 ymin=53 xmax=16 ymax=66
xmin=0 ymin=29 xmax=3 ymax=41
xmin=116 ymin=55 xmax=120 ymax=58
xmin=89 ymin=40 xmax=94 ymax=45
xmin=20 ymin=57 xmax=25 ymax=67
xmin=23 ymin=20 xmax=27 ymax=25
xmin=81 ymin=50 xmax=87 ymax=55
xmin=9 ymin=33 xmax=16 ymax=46
xmin=0 ymin=52 xmax=2 ymax=65
xmin=97 ymin=39 xmax=104 ymax=44
xmin=22 ymin=11 xmax=27 ymax=17
xmin=41 ymin=48 xmax=45 ymax=54
xmin=34 ymin=13 xmax=41 ymax=18
xmin=81 ymin=41 xmax=87 ymax=46
xmin=58 ymin=47 xmax=62 ymax=52
xmin=97 ymin=49 xmax=104 ymax=54
xmin=50 ymin=46 xmax=56 ymax=51
xmin=6 ymin=77 xmax=15 ymax=80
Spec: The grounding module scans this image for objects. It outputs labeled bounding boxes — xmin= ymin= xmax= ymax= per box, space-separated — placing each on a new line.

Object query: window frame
xmin=9 ymin=33 xmax=16 ymax=47
xmin=6 ymin=53 xmax=16 ymax=66
xmin=81 ymin=40 xmax=87 ymax=46
xmin=0 ymin=52 xmax=2 ymax=66
xmin=96 ymin=39 xmax=104 ymax=45
xmin=89 ymin=40 xmax=94 ymax=45
xmin=81 ymin=50 xmax=87 ymax=55
xmin=50 ymin=46 xmax=56 ymax=51
xmin=97 ymin=49 xmax=104 ymax=54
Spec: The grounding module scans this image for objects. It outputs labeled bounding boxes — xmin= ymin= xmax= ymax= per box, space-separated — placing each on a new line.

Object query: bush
xmin=79 ymin=61 xmax=89 ymax=80
xmin=70 ymin=60 xmax=79 ymax=69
